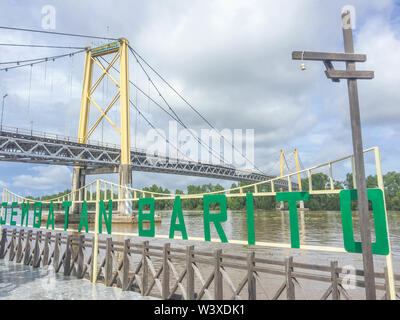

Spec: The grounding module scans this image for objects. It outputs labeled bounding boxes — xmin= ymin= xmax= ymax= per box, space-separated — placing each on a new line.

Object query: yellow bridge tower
xmin=279 ymin=149 xmax=304 ymax=209
xmin=72 ymin=38 xmax=131 ymax=214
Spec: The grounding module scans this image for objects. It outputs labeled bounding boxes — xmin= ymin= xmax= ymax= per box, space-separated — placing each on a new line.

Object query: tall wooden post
xmin=342 ymin=10 xmax=376 ymax=299
xmin=292 ymin=10 xmax=377 ymax=300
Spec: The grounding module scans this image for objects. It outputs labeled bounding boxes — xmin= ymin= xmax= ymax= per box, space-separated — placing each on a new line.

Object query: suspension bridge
xmin=0 ymin=19 xmax=398 ymax=301
xmin=0 ymin=28 xmax=300 ymax=217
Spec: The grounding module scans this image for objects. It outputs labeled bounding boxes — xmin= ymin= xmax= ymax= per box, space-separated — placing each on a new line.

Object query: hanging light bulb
xmin=301 ymin=51 xmax=306 ymax=71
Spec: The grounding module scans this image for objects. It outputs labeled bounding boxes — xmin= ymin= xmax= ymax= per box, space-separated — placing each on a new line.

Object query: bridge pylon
xmin=279 ymin=149 xmax=304 ymax=209
xmin=72 ymin=38 xmax=132 ymax=215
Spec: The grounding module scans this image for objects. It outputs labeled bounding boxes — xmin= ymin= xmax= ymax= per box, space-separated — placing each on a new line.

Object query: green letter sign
xmin=138 ymin=198 xmax=155 ymax=237
xmin=99 ymin=200 xmax=112 ymax=235
xmin=33 ymin=202 xmax=42 ymax=228
xmin=169 ymin=196 xmax=188 ymax=240
xmin=203 ymin=194 xmax=228 ymax=243
xmin=276 ymin=192 xmax=309 ymax=248
xmin=340 ymin=189 xmax=389 ymax=255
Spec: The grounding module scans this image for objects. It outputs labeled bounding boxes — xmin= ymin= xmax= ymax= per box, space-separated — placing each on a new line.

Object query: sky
xmin=0 ymin=0 xmax=399 ymax=197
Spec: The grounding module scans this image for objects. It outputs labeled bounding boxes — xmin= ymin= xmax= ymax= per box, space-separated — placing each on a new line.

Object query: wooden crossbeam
xmin=325 ymin=69 xmax=374 ymax=80
xmin=292 ymin=51 xmax=367 ymax=62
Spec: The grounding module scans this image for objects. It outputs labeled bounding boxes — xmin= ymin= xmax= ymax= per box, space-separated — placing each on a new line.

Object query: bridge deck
xmin=0 ymin=128 xmax=295 ymax=187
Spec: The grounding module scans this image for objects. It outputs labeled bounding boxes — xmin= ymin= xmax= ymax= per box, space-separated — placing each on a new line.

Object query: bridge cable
xmin=94 ymin=56 xmax=193 ymax=162
xmin=129 ymin=100 xmax=194 ymax=162
xmin=97 ymin=56 xmax=180 ymax=123
xmin=0 ymin=26 xmax=117 ymax=41
xmin=128 ymin=48 xmax=232 ymax=167
xmin=0 ymin=43 xmax=86 ymax=49
xmin=27 ymin=64 xmax=33 ymax=126
xmin=129 ymin=45 xmax=265 ymax=174
xmin=98 ymin=56 xmax=229 ymax=166
xmin=0 ymin=49 xmax=86 ymax=70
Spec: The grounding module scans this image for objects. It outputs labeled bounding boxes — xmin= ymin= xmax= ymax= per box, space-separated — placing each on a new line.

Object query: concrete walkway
xmin=0 ymin=260 xmax=157 ymax=300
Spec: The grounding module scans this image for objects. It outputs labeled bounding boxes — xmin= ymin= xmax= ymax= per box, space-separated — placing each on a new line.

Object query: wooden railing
xmin=0 ymin=227 xmax=398 ymax=300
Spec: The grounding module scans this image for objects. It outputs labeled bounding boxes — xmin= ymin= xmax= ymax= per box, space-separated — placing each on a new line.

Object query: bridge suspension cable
xmin=129 ymin=100 xmax=194 ymax=162
xmin=0 ymin=26 xmax=117 ymax=41
xmin=128 ymin=48 xmax=230 ymax=167
xmin=128 ymin=45 xmax=265 ymax=174
xmin=0 ymin=48 xmax=86 ymax=71
xmin=0 ymin=43 xmax=86 ymax=50
xmin=98 ymin=55 xmax=230 ymax=167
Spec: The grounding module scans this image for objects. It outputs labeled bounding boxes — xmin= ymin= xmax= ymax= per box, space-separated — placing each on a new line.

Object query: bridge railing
xmin=0 ymin=124 xmax=246 ymax=169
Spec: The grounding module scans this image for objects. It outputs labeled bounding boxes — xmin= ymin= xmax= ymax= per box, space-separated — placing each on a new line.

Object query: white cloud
xmin=12 ymin=166 xmax=72 ymax=191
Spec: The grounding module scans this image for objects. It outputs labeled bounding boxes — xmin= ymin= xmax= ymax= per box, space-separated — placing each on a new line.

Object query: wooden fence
xmin=0 ymin=227 xmax=399 ymax=300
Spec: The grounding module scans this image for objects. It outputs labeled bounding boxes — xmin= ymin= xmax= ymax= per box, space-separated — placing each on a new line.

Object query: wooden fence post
xmin=247 ymin=251 xmax=256 ymax=300
xmin=214 ymin=249 xmax=223 ymax=300
xmin=331 ymin=261 xmax=340 ymax=300
xmin=53 ymin=233 xmax=61 ymax=272
xmin=77 ymin=234 xmax=85 ymax=279
xmin=142 ymin=241 xmax=149 ymax=295
xmin=285 ymin=256 xmax=295 ymax=300
xmin=90 ymin=236 xmax=97 ymax=282
xmin=384 ymin=267 xmax=391 ymax=300
xmin=122 ymin=239 xmax=130 ymax=291
xmin=0 ymin=229 xmax=7 ymax=258
xmin=105 ymin=237 xmax=113 ymax=286
xmin=162 ymin=243 xmax=170 ymax=299
xmin=32 ymin=230 xmax=42 ymax=267
xmin=15 ymin=229 xmax=24 ymax=263
xmin=8 ymin=229 xmax=16 ymax=261
xmin=186 ymin=245 xmax=195 ymax=300
xmin=63 ymin=235 xmax=72 ymax=276
xmin=23 ymin=230 xmax=32 ymax=265
xmin=42 ymin=232 xmax=51 ymax=267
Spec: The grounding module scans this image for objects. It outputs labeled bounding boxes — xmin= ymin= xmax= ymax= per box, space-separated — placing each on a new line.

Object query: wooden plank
xmin=63 ymin=235 xmax=71 ymax=276
xmin=162 ymin=243 xmax=170 ymax=299
xmin=214 ymin=249 xmax=223 ymax=300
xmin=331 ymin=261 xmax=339 ymax=300
xmin=0 ymin=229 xmax=7 ymax=258
xmin=167 ymin=263 xmax=187 ymax=300
xmin=105 ymin=237 xmax=113 ymax=286
xmin=8 ymin=229 xmax=16 ymax=262
xmin=24 ymin=230 xmax=32 ymax=266
xmin=42 ymin=232 xmax=51 ymax=267
xmin=122 ymin=239 xmax=130 ymax=291
xmin=77 ymin=234 xmax=85 ymax=279
xmin=142 ymin=241 xmax=149 ymax=295
xmin=53 ymin=233 xmax=61 ymax=272
xmin=186 ymin=245 xmax=195 ymax=300
xmin=286 ymin=257 xmax=295 ymax=300
xmin=292 ymin=51 xmax=367 ymax=62
xmin=15 ymin=229 xmax=24 ymax=263
xmin=325 ymin=69 xmax=374 ymax=80
xmin=247 ymin=252 xmax=256 ymax=300
xmin=32 ymin=230 xmax=41 ymax=267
